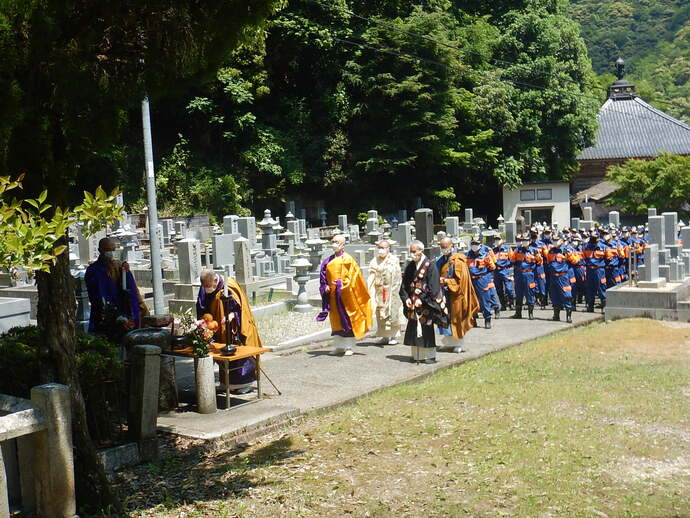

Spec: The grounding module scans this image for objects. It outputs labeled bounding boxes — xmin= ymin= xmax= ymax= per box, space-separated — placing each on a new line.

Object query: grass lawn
xmin=122 ymin=319 xmax=689 ymax=518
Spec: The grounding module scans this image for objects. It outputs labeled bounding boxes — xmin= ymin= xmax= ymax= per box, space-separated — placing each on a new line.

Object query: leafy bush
xmin=0 ymin=326 xmax=125 ymax=446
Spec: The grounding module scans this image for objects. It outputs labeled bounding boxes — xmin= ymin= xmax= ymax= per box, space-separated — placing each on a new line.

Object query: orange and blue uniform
xmin=492 ymin=243 xmax=515 ymax=309
xmin=603 ymin=238 xmax=622 ymax=288
xmin=582 ymin=238 xmax=608 ymax=308
xmin=546 ymin=245 xmax=579 ymax=309
xmin=569 ymin=242 xmax=587 ymax=304
xmin=510 ymin=244 xmax=541 ymax=307
xmin=467 ymin=244 xmax=500 ymax=319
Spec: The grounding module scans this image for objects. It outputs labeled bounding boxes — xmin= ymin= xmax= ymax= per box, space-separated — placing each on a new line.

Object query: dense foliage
xmin=606 ymin=153 xmax=690 ymax=216
xmin=0 ymin=326 xmax=125 ymax=446
xmin=115 ymin=0 xmax=599 ymax=221
xmin=570 ymin=0 xmax=690 ymax=120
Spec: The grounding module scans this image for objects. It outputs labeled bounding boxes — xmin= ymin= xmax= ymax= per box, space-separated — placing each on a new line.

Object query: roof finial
xmin=615 ymin=57 xmax=625 ymax=80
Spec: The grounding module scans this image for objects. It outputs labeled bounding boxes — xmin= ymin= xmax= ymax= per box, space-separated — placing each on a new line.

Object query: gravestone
xmin=659 ymin=264 xmax=670 ymax=282
xmin=287 ymin=220 xmax=300 ymax=241
xmin=682 ymin=254 xmax=690 ymax=276
xmin=286 ymin=200 xmax=296 ymax=215
xmin=353 ymin=249 xmax=366 ymax=267
xmin=648 ymin=216 xmax=665 ymax=249
xmin=176 ymin=239 xmax=202 ymax=285
xmin=398 ymin=210 xmax=408 ymax=224
xmin=608 ymin=211 xmax=620 ymax=227
xmin=349 ymin=224 xmax=360 ymax=241
xmin=366 ymin=217 xmax=378 ymax=234
xmin=223 ymin=215 xmax=239 ymax=234
xmin=298 ymin=219 xmax=307 ymax=240
xmin=174 ymin=221 xmax=187 ymax=238
xmin=212 ymin=233 xmax=238 ymax=268
xmin=77 ymin=229 xmax=105 ymax=264
xmin=637 ymin=244 xmax=666 ymax=288
xmin=662 ymin=212 xmax=678 ymax=247
xmin=648 ymin=207 xmax=657 ymax=218
xmin=446 ymin=217 xmax=459 ymax=237
xmin=464 ymin=208 xmax=473 ymax=228
xmin=415 ymin=208 xmax=434 ymax=248
xmin=571 ymin=217 xmax=580 ymax=230
xmin=233 ymin=237 xmax=252 ymax=285
xmin=237 ymin=216 xmax=257 ymax=248
xmin=668 ymin=259 xmax=680 ymax=282
xmin=582 ymin=206 xmax=593 ymax=221
xmin=581 ymin=220 xmax=593 ymax=231
xmin=393 ymin=222 xmax=413 ymax=248
xmin=338 ymin=215 xmax=348 ymax=232
xmin=505 ymin=221 xmax=516 ymax=244
xmin=367 ymin=210 xmax=378 ymax=220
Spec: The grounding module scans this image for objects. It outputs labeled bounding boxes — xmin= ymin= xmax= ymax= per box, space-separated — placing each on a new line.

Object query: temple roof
xmin=577 ymin=96 xmax=690 ymax=161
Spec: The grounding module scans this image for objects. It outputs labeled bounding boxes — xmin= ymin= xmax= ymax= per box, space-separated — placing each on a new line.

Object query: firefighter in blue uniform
xmin=530 ymin=229 xmax=548 ymax=309
xmin=509 ymin=234 xmax=540 ymax=320
xmin=582 ymin=230 xmax=608 ymax=313
xmin=569 ymin=234 xmax=586 ymax=310
xmin=545 ymin=235 xmax=579 ymax=323
xmin=603 ymin=228 xmax=622 ymax=288
xmin=492 ymin=235 xmax=515 ymax=311
xmin=467 ymin=235 xmax=500 ymax=329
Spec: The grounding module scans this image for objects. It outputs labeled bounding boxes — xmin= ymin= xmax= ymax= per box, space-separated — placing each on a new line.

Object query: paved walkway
xmin=157 ymin=308 xmax=603 ymax=441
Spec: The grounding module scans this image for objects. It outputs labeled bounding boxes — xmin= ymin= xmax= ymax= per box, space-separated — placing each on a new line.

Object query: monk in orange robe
xmin=437 ymin=238 xmax=479 ymax=351
xmin=197 ymin=270 xmax=261 ymax=392
xmin=316 ymin=234 xmax=372 ymax=355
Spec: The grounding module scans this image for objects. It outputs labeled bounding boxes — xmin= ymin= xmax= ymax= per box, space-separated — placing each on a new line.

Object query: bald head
xmin=331 ymin=234 xmax=346 ymax=246
xmin=440 ymin=237 xmax=453 ymax=247
xmin=98 ymin=237 xmax=116 ymax=254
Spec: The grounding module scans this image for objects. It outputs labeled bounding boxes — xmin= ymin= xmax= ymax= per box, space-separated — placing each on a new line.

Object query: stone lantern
xmin=291 ymin=254 xmax=313 ymax=313
xmin=320 ymin=209 xmax=328 ymax=227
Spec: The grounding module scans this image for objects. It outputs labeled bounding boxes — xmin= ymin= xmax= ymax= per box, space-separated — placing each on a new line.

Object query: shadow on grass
xmin=120 ymin=435 xmax=304 ymax=514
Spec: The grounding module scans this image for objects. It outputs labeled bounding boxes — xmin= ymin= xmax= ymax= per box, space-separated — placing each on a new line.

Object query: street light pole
xmin=142 ymin=95 xmax=165 ymax=315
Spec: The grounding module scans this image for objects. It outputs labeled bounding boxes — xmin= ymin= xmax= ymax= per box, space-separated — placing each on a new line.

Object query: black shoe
xmin=566 ymin=308 xmax=573 ymax=323
xmin=424 ymin=358 xmax=437 ymax=364
xmin=587 ymin=304 xmax=594 ymax=313
xmin=494 ymin=307 xmax=501 ymax=319
xmin=485 ymin=317 xmax=492 ymax=329
xmin=528 ymin=306 xmax=535 ymax=320
xmin=552 ymin=309 xmax=560 ymax=321
xmin=511 ymin=306 xmax=523 ymax=319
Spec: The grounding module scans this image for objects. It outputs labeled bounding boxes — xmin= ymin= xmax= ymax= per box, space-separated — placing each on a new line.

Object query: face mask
xmin=331 ymin=242 xmax=342 ymax=251
xmin=377 ymin=248 xmax=388 ymax=257
xmin=470 ymin=244 xmax=480 ymax=252
xmin=441 ymin=248 xmax=452 ymax=256
xmin=102 ymin=251 xmax=114 ymax=260
xmin=411 ymin=250 xmax=423 ymax=260
xmin=495 ymin=241 xmax=503 ymax=247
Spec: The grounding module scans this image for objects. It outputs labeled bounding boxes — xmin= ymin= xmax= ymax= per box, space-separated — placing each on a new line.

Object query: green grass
xmin=123 ymin=319 xmax=690 ymax=517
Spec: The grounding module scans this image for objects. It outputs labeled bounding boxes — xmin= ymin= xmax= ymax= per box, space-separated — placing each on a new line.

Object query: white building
xmin=502 ymin=181 xmax=571 ymax=227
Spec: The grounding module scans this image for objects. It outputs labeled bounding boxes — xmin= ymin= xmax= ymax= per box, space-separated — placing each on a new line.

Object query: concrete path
xmin=157 ymin=308 xmax=603 ymax=441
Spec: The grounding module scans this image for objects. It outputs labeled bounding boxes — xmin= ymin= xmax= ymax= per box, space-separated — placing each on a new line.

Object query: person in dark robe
xmin=196 ymin=269 xmax=261 ymax=394
xmin=399 ymin=240 xmax=448 ymax=364
xmin=85 ymin=237 xmax=149 ymax=340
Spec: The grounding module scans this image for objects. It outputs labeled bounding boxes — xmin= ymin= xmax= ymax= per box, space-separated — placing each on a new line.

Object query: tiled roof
xmin=577 ymin=97 xmax=690 ymax=160
xmin=570 ymin=180 xmax=619 ymax=204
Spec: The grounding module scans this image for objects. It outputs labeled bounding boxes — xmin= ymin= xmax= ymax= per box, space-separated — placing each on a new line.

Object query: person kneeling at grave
xmin=316 ymin=233 xmax=373 ymax=356
xmin=400 ymin=240 xmax=449 ymax=364
xmin=196 ymin=269 xmax=262 ymax=394
xmin=85 ymin=237 xmax=149 ymax=340
xmin=367 ymin=239 xmax=404 ymax=345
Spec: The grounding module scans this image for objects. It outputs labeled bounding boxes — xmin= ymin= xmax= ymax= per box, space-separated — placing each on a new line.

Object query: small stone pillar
xmin=128 ymin=345 xmax=161 ymax=461
xmin=30 ymin=383 xmax=77 ymax=518
xmin=194 ymin=356 xmax=217 ymax=414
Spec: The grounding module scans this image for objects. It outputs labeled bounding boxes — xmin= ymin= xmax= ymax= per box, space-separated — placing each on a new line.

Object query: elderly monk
xmin=436 ymin=237 xmax=479 ymax=352
xmin=85 ymin=237 xmax=149 ymax=339
xmin=400 ymin=240 xmax=449 ymax=364
xmin=196 ymin=269 xmax=261 ymax=394
xmin=367 ymin=239 xmax=403 ymax=345
xmin=317 ymin=233 xmax=372 ymax=356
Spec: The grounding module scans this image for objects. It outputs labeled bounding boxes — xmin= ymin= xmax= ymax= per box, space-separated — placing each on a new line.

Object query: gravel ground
xmin=256 ymin=308 xmax=327 ymax=346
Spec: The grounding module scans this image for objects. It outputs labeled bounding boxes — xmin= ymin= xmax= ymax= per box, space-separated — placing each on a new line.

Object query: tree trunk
xmin=35 ymin=242 xmax=124 ymax=516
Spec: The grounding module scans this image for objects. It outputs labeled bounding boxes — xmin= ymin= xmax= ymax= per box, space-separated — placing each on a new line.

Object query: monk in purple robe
xmin=85 ymin=237 xmax=149 ymax=339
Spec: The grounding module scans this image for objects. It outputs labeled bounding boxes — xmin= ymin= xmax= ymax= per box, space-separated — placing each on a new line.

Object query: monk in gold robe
xmin=197 ymin=269 xmax=261 ymax=392
xmin=436 ymin=238 xmax=479 ymax=352
xmin=316 ymin=234 xmax=372 ymax=356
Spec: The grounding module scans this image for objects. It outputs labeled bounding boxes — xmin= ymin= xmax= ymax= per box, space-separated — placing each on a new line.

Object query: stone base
xmin=637 ymin=279 xmax=667 ymax=289
xmin=293 ymin=303 xmax=313 ymax=313
xmin=174 ymin=283 xmax=199 ymax=300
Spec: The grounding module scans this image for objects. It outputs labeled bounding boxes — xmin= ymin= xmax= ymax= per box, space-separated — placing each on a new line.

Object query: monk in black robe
xmin=399 ymin=240 xmax=449 ymax=363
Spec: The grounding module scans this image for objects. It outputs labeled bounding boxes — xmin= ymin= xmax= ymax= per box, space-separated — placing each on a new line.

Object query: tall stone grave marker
xmin=637 ymin=243 xmax=666 ymax=288
xmin=223 ymin=215 xmax=239 ymax=234
xmin=338 ymin=215 xmax=348 ymax=232
xmin=77 ymin=228 xmax=105 ymax=264
xmin=570 ymin=217 xmax=580 ymax=230
xmin=582 ymin=206 xmax=593 ymax=221
xmin=681 ymin=226 xmax=690 ymax=252
xmin=415 ymin=208 xmax=434 ymax=247
xmin=608 ymin=211 xmax=620 ymax=227
xmin=177 ymin=239 xmax=202 ymax=285
xmin=212 ymin=233 xmax=238 ymax=268
xmin=446 ymin=217 xmax=459 ymax=237
xmin=505 ymin=221 xmax=516 ymax=244
xmin=648 ymin=216 xmax=665 ymax=249
xmin=237 ymin=216 xmax=257 ymax=248
xmin=662 ymin=212 xmax=679 ymax=248
xmin=394 ymin=222 xmax=412 ymax=247
xmin=234 ymin=237 xmax=253 ymax=285
xmin=523 ymin=210 xmax=532 ymax=228
xmin=648 ymin=207 xmax=657 ymax=218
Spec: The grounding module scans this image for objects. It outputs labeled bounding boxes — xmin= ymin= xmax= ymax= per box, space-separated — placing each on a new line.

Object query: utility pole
xmin=142 ymin=96 xmax=165 ymax=315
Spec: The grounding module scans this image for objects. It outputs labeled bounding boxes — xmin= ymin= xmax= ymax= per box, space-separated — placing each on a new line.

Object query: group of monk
xmin=319 ymin=234 xmax=478 ymax=363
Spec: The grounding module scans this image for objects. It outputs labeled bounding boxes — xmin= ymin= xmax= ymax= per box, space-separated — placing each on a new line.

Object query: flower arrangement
xmin=175 ymin=310 xmax=219 ymax=356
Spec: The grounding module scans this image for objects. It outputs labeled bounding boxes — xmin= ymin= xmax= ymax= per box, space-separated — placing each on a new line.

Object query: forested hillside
xmin=570 ymin=0 xmax=690 ymax=120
